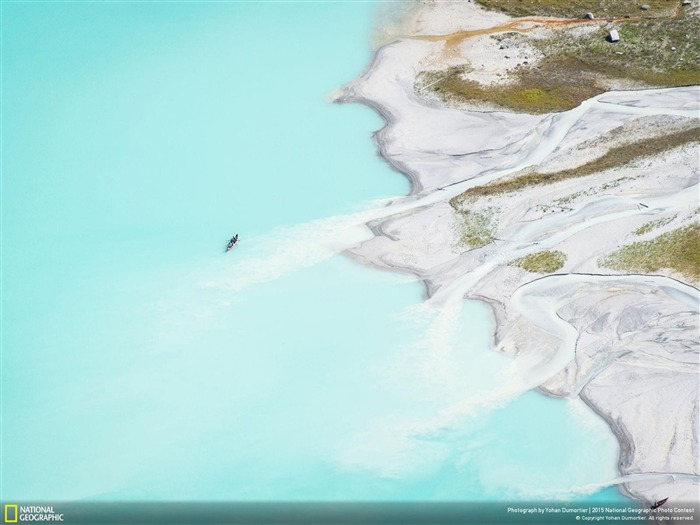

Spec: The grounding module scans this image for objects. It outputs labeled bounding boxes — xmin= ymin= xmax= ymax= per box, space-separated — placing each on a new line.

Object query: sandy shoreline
xmin=335 ymin=0 xmax=699 ymax=505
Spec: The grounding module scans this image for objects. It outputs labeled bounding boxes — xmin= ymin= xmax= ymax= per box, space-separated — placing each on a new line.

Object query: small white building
xmin=608 ymin=29 xmax=620 ymax=42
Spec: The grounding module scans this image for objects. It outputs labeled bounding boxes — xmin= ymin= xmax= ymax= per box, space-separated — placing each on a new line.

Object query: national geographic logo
xmin=3 ymin=505 xmax=63 ymax=522
xmin=3 ymin=505 xmax=18 ymax=523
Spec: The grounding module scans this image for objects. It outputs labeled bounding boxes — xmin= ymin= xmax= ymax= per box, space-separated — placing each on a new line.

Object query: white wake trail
xmin=201 ymin=199 xmax=394 ymax=293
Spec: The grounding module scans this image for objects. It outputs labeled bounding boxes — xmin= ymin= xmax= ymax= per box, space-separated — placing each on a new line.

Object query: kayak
xmin=225 ymin=233 xmax=239 ymax=253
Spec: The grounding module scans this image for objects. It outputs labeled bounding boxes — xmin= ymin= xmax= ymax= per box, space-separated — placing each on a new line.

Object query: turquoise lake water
xmin=3 ymin=1 xmax=627 ymax=503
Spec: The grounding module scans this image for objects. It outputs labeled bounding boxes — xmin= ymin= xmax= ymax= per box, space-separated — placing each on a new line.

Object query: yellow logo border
xmin=4 ymin=504 xmax=18 ymax=523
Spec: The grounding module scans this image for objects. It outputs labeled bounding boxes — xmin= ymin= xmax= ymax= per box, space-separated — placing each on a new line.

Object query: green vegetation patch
xmin=418 ymin=11 xmax=700 ymax=113
xmin=535 ymin=15 xmax=700 ymax=89
xmin=475 ymin=0 xmax=680 ymax=19
xmin=451 ymin=127 xmax=700 ymax=206
xmin=455 ymin=208 xmax=498 ymax=248
xmin=512 ymin=250 xmax=567 ymax=273
xmin=635 ymin=214 xmax=678 ymax=235
xmin=600 ymin=224 xmax=700 ymax=280
xmin=419 ymin=61 xmax=603 ymax=114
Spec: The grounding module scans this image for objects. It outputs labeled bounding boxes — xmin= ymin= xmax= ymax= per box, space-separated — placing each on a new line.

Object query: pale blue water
xmin=2 ymin=1 xmax=627 ymax=504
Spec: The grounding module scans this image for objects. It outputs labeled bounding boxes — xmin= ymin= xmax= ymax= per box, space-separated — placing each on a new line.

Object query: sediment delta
xmin=335 ymin=0 xmax=699 ymax=506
